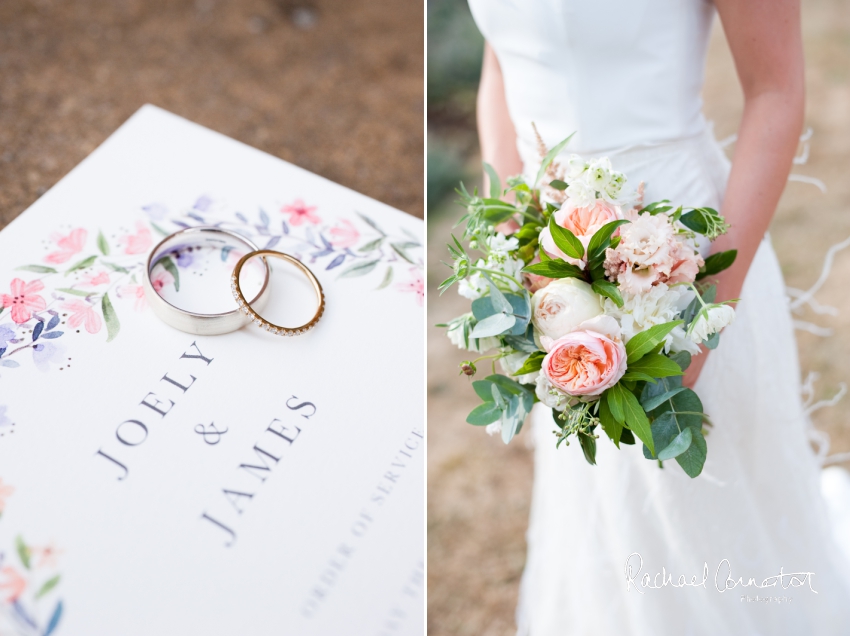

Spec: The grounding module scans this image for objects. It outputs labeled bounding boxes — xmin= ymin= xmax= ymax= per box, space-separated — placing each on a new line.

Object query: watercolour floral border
xmin=0 ymin=194 xmax=423 ymax=379
xmin=0 ymin=479 xmax=64 ymax=636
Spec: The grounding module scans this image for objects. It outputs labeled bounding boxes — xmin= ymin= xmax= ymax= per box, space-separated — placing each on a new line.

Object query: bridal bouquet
xmin=439 ymin=135 xmax=738 ymax=478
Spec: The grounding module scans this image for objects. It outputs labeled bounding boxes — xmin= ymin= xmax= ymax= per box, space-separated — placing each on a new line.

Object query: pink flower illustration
xmin=0 ymin=478 xmax=13 ymax=514
xmin=81 ymin=270 xmax=110 ymax=287
xmin=45 ymin=228 xmax=87 ymax=264
xmin=396 ymin=269 xmax=424 ymax=306
xmin=329 ymin=220 xmax=360 ymax=248
xmin=62 ymin=300 xmax=102 ymax=334
xmin=150 ymin=266 xmax=175 ymax=293
xmin=31 ymin=543 xmax=63 ymax=569
xmin=117 ymin=284 xmax=147 ymax=311
xmin=0 ymin=566 xmax=26 ymax=603
xmin=1 ymin=279 xmax=47 ymax=324
xmin=281 ymin=199 xmax=320 ymax=226
xmin=120 ymin=221 xmax=153 ymax=255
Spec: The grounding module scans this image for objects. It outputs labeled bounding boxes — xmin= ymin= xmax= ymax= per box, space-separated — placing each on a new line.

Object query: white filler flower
xmin=689 ymin=304 xmax=736 ymax=343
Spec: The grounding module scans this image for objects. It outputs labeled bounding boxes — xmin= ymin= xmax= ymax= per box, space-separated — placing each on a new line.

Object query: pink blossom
xmin=522 ymin=255 xmax=554 ymax=293
xmin=0 ymin=566 xmax=26 ymax=603
xmin=282 ymin=199 xmax=320 ymax=226
xmin=150 ymin=266 xmax=175 ymax=293
xmin=62 ymin=300 xmax=102 ymax=334
xmin=329 ymin=220 xmax=360 ymax=248
xmin=396 ymin=269 xmax=424 ymax=306
xmin=81 ymin=270 xmax=110 ymax=287
xmin=0 ymin=478 xmax=13 ymax=514
xmin=32 ymin=543 xmax=63 ymax=569
xmin=45 ymin=228 xmax=87 ymax=264
xmin=1 ymin=278 xmax=47 ymax=324
xmin=120 ymin=221 xmax=153 ymax=255
xmin=666 ymin=242 xmax=704 ymax=286
xmin=118 ymin=284 xmax=147 ymax=311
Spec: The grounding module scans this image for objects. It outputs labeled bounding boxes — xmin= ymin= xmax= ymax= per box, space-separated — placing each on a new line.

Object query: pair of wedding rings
xmin=143 ymin=227 xmax=325 ymax=336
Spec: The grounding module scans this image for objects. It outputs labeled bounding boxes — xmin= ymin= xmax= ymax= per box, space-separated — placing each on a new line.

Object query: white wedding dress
xmin=467 ymin=1 xmax=850 ymax=634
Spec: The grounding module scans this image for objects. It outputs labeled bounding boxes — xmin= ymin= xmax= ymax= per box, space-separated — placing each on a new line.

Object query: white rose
xmin=500 ymin=350 xmax=539 ymax=385
xmin=535 ymin=373 xmax=570 ymax=412
xmin=689 ymin=304 xmax=735 ymax=343
xmin=531 ymin=278 xmax=603 ymax=341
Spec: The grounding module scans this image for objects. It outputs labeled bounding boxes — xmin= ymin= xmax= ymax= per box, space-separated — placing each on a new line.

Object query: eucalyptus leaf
xmin=675 ymin=428 xmax=707 ymax=477
xmin=469 ymin=312 xmax=516 ymax=338
xmin=657 ymin=426 xmax=693 ymax=460
xmin=467 ymin=402 xmax=502 ymax=426
xmin=640 ymin=386 xmax=687 ymax=412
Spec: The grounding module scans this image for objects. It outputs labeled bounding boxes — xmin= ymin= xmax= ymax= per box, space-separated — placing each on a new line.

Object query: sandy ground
xmin=427 ymin=4 xmax=850 ymax=634
xmin=0 ymin=0 xmax=424 ymax=228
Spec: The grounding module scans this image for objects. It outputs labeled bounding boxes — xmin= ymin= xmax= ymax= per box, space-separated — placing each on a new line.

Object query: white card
xmin=0 ymin=106 xmax=424 ymax=636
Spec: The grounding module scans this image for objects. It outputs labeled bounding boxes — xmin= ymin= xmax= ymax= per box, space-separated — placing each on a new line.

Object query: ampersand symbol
xmin=195 ymin=422 xmax=228 ymax=445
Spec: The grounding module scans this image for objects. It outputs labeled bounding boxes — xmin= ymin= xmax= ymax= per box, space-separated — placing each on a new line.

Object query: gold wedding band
xmin=230 ymin=250 xmax=325 ymax=336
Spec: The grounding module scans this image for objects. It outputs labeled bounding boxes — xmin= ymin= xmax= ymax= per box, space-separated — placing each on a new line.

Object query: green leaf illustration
xmin=56 ymin=288 xmax=92 ymax=297
xmin=338 ymin=259 xmax=380 ymax=279
xmin=16 ymin=535 xmax=31 ymax=570
xmin=376 ymin=266 xmax=394 ymax=290
xmin=64 ymin=255 xmax=97 ymax=276
xmin=16 ymin=265 xmax=58 ymax=274
xmin=102 ymin=293 xmax=120 ymax=343
xmin=35 ymin=574 xmax=61 ymax=599
xmin=97 ymin=230 xmax=110 ymax=256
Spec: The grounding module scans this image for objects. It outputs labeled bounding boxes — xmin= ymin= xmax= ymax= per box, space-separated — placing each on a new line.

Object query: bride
xmin=466 ymin=0 xmax=850 ymax=633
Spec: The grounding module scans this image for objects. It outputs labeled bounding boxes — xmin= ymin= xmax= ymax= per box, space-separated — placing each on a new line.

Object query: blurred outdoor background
xmin=427 ymin=0 xmax=850 ymax=634
xmin=0 ymin=0 xmax=424 ymax=229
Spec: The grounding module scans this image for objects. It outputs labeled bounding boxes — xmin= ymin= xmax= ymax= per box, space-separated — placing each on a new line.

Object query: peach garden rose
xmin=541 ymin=315 xmax=627 ymax=397
xmin=540 ymin=198 xmax=623 ymax=262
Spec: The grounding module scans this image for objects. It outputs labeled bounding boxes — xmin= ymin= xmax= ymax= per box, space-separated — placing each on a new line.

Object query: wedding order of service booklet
xmin=0 ymin=106 xmax=424 ymax=635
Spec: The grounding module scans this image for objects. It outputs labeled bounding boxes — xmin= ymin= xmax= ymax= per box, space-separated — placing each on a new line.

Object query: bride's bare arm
xmin=477 ymin=43 xmax=524 ymax=189
xmin=684 ymin=0 xmax=804 ymax=387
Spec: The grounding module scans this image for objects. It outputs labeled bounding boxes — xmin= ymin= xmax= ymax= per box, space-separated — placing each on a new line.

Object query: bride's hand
xmin=682 ymin=347 xmax=708 ymax=389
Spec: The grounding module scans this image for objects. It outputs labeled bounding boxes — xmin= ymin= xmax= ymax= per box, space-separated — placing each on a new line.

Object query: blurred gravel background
xmin=427 ymin=1 xmax=850 ymax=634
xmin=0 ymin=0 xmax=424 ymax=227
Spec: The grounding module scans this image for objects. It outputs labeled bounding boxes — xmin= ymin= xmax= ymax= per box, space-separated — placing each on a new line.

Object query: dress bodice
xmin=468 ymin=0 xmax=716 ymax=161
